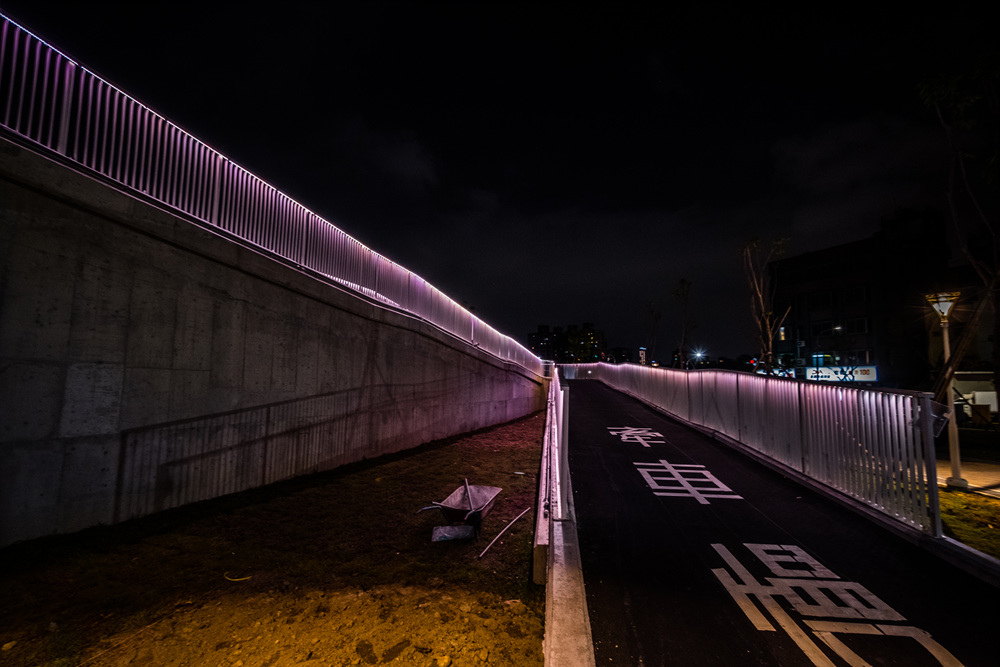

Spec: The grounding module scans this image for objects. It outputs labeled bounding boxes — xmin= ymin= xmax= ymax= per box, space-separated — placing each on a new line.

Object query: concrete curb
xmin=536 ymin=376 xmax=596 ymax=666
xmin=544 ymin=463 xmax=597 ymax=667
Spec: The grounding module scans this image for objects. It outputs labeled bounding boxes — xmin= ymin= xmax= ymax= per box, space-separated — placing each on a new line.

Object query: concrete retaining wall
xmin=0 ymin=136 xmax=546 ymax=547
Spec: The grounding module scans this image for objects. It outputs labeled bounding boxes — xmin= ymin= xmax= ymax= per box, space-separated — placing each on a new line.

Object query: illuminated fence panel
xmin=0 ymin=14 xmax=543 ymax=377
xmin=563 ymin=363 xmax=940 ymax=535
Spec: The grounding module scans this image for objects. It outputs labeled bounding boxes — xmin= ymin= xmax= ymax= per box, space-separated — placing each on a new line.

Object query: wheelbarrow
xmin=417 ymin=479 xmax=502 ymax=540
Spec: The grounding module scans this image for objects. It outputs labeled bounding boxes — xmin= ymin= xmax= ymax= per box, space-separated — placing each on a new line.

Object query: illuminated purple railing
xmin=0 ymin=14 xmax=543 ymax=376
xmin=563 ymin=363 xmax=942 ymax=536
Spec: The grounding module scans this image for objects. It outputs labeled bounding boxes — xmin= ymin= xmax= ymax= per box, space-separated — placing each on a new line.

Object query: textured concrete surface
xmin=544 ymin=466 xmax=597 ymax=667
xmin=0 ymin=136 xmax=546 ymax=546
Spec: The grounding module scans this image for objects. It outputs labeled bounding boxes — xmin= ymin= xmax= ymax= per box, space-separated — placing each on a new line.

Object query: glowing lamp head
xmin=925 ymin=291 xmax=960 ymax=323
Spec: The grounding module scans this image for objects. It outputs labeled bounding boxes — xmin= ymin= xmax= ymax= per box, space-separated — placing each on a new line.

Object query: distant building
xmin=770 ymin=210 xmax=971 ymax=389
xmin=528 ymin=322 xmax=607 ymax=363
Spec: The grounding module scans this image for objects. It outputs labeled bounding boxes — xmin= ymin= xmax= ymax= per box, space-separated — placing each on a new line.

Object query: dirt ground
xmin=0 ymin=413 xmax=547 ymax=667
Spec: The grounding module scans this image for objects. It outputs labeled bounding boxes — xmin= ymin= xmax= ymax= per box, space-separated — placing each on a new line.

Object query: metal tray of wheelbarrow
xmin=417 ymin=479 xmax=502 ymax=540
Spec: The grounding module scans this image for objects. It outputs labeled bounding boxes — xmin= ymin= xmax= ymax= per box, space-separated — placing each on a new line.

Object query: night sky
xmin=1 ymin=2 xmax=991 ymax=359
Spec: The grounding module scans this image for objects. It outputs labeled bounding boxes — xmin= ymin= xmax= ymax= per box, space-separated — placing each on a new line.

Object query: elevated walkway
xmin=569 ymin=380 xmax=996 ymax=666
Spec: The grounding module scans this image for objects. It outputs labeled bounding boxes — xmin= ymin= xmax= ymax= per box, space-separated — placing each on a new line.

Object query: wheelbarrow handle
xmin=415 ymin=506 xmax=439 ymax=514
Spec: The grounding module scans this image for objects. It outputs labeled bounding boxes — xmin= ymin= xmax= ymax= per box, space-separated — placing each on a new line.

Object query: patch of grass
xmin=938 ymin=489 xmax=1000 ymax=559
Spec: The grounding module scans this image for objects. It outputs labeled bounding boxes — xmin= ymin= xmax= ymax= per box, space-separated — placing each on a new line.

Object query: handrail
xmin=533 ymin=372 xmax=563 ymax=584
xmin=0 ymin=12 xmax=543 ymax=377
xmin=533 ymin=370 xmax=596 ymax=667
xmin=564 ymin=362 xmax=942 ymax=536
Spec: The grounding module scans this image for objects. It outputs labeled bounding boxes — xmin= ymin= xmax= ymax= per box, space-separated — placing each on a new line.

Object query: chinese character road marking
xmin=607 ymin=426 xmax=664 ymax=447
xmin=745 ymin=543 xmax=838 ymax=580
xmin=634 ymin=460 xmax=743 ymax=504
xmin=806 ymin=621 xmax=962 ymax=667
xmin=711 ymin=543 xmax=963 ymax=667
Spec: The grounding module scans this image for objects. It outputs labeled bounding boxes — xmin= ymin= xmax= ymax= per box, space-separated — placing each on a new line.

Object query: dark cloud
xmin=2 ymin=1 xmax=991 ymax=357
xmin=333 ymin=118 xmax=439 ymax=195
xmin=773 ymin=118 xmax=945 ymax=195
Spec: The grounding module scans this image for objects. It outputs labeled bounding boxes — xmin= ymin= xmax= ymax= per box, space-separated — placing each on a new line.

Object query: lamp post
xmin=926 ymin=291 xmax=967 ymax=489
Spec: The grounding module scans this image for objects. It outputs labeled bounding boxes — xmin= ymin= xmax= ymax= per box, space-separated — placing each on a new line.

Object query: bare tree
xmin=741 ymin=237 xmax=791 ymax=375
xmin=918 ymin=56 xmax=1000 ymax=397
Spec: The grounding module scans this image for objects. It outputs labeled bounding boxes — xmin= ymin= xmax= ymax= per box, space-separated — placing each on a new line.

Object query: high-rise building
xmin=528 ymin=322 xmax=607 ymax=363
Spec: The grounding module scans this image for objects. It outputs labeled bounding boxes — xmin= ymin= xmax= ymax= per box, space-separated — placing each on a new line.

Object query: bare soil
xmin=0 ymin=413 xmax=547 ymax=667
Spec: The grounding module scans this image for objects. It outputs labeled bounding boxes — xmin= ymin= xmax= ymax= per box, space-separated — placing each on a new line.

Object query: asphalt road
xmin=567 ymin=380 xmax=998 ymax=666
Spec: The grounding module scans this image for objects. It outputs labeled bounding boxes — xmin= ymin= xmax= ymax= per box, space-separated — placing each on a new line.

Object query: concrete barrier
xmin=534 ymin=372 xmax=596 ymax=667
xmin=0 ymin=136 xmax=546 ymax=546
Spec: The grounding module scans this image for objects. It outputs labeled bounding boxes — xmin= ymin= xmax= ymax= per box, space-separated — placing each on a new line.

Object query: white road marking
xmin=711 ymin=543 xmax=965 ymax=667
xmin=635 ymin=460 xmax=743 ymax=504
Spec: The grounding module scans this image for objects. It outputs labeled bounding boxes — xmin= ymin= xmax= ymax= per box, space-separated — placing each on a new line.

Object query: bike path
xmin=567 ymin=380 xmax=998 ymax=666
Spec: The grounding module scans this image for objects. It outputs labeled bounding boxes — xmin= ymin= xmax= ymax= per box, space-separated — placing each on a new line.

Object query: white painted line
xmin=636 ymin=460 xmax=743 ymax=504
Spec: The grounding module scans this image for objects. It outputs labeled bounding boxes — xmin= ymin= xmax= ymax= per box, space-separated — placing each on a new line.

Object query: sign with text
xmin=803 ymin=366 xmax=878 ymax=383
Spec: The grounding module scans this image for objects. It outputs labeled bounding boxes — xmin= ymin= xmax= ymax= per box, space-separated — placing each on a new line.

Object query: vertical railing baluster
xmin=20 ymin=37 xmax=38 ymax=134
xmin=36 ymin=45 xmax=52 ymax=145
xmin=57 ymin=59 xmax=75 ymax=158
xmin=123 ymin=96 xmax=137 ymax=187
xmin=80 ymin=73 xmax=94 ymax=164
xmin=0 ymin=20 xmax=14 ymax=127
xmin=138 ymin=104 xmax=153 ymax=193
xmin=209 ymin=152 xmax=221 ymax=226
xmin=109 ymin=87 xmax=122 ymax=181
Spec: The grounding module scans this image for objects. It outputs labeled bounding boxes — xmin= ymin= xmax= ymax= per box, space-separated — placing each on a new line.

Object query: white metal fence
xmin=534 ymin=369 xmax=566 ymax=584
xmin=0 ymin=13 xmax=543 ymax=377
xmin=563 ymin=363 xmax=942 ymax=536
xmin=533 ymin=368 xmax=596 ymax=667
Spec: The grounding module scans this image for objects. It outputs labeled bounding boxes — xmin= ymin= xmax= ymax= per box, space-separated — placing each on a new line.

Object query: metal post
xmin=941 ymin=320 xmax=967 ymax=489
xmin=920 ymin=394 xmax=944 ymax=537
xmin=798 ymin=380 xmax=808 ymax=475
xmin=559 ymin=386 xmax=570 ymax=518
xmin=56 ymin=59 xmax=75 ymax=156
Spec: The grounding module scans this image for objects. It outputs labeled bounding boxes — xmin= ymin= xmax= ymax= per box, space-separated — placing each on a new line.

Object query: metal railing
xmin=534 ymin=370 xmax=566 ymax=584
xmin=563 ymin=363 xmax=942 ymax=536
xmin=533 ymin=369 xmax=596 ymax=667
xmin=0 ymin=13 xmax=543 ymax=377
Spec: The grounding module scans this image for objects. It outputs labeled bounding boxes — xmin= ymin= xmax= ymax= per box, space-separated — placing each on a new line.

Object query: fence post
xmin=920 ymin=393 xmax=943 ymax=537
xmin=798 ymin=381 xmax=808 ymax=475
xmin=735 ymin=373 xmax=743 ymax=445
xmin=56 ymin=60 xmax=75 ymax=155
xmin=560 ymin=385 xmax=570 ymax=517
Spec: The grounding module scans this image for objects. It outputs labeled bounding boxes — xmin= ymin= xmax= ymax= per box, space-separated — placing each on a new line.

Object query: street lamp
xmin=925 ymin=291 xmax=967 ymax=489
